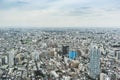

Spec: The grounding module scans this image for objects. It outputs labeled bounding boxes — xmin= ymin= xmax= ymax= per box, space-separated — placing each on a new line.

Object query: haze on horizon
xmin=0 ymin=0 xmax=120 ymax=28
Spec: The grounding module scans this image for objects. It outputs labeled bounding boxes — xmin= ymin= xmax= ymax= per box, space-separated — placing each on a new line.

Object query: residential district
xmin=0 ymin=27 xmax=120 ymax=80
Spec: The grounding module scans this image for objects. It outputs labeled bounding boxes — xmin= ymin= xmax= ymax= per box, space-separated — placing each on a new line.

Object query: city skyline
xmin=0 ymin=0 xmax=120 ymax=28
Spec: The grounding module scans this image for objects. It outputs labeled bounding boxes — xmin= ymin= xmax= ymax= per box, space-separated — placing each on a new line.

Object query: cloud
xmin=0 ymin=9 xmax=120 ymax=27
xmin=0 ymin=0 xmax=53 ymax=10
xmin=0 ymin=0 xmax=120 ymax=27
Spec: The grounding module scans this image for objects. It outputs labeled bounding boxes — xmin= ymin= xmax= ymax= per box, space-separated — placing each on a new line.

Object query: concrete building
xmin=115 ymin=50 xmax=120 ymax=60
xmin=100 ymin=73 xmax=110 ymax=80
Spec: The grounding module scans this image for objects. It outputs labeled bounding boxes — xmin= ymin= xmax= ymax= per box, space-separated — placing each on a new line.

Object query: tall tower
xmin=89 ymin=45 xmax=101 ymax=79
xmin=9 ymin=49 xmax=15 ymax=67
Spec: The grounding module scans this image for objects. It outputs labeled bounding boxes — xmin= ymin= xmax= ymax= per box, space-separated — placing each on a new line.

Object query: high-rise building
xmin=1 ymin=54 xmax=8 ymax=65
xmin=115 ymin=50 xmax=120 ymax=60
xmin=89 ymin=45 xmax=101 ymax=79
xmin=62 ymin=45 xmax=69 ymax=55
xmin=9 ymin=49 xmax=15 ymax=67
xmin=31 ymin=50 xmax=40 ymax=61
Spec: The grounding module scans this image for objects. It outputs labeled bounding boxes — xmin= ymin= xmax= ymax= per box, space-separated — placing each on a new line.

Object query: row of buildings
xmin=0 ymin=27 xmax=120 ymax=80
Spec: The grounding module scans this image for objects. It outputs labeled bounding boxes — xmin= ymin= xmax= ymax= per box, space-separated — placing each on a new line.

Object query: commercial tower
xmin=9 ymin=49 xmax=15 ymax=67
xmin=89 ymin=45 xmax=101 ymax=79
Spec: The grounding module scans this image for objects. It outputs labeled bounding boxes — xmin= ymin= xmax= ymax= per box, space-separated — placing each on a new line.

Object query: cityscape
xmin=0 ymin=27 xmax=120 ymax=80
xmin=0 ymin=0 xmax=120 ymax=80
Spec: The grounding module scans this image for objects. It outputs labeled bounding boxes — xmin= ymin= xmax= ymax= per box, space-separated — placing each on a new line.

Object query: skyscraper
xmin=89 ymin=45 xmax=101 ymax=79
xmin=9 ymin=49 xmax=15 ymax=67
xmin=62 ymin=45 xmax=69 ymax=55
xmin=115 ymin=50 xmax=120 ymax=60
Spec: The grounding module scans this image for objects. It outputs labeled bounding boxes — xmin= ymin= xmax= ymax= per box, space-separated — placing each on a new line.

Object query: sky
xmin=0 ymin=0 xmax=120 ymax=28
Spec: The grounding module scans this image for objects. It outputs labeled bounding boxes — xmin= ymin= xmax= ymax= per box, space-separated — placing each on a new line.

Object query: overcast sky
xmin=0 ymin=0 xmax=120 ymax=28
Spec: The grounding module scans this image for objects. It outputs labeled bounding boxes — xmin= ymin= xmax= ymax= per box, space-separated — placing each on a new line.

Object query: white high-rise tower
xmin=89 ymin=44 xmax=101 ymax=79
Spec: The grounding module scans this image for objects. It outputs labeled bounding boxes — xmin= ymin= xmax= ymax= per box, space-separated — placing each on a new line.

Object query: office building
xmin=9 ymin=49 xmax=15 ymax=67
xmin=89 ymin=45 xmax=101 ymax=79
xmin=69 ymin=51 xmax=77 ymax=60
